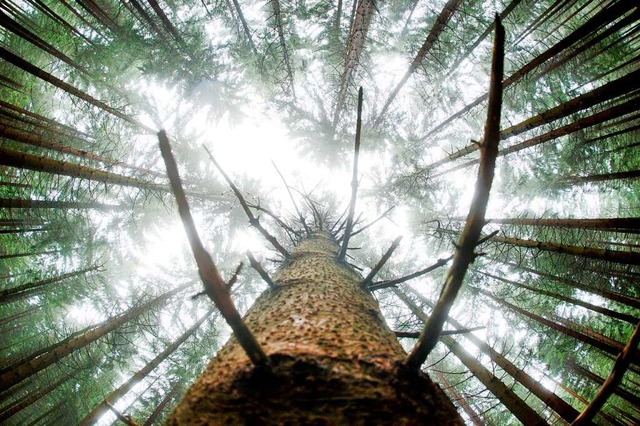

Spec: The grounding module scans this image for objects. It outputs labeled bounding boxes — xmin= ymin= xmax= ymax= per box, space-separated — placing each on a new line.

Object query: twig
xmin=227 ymin=262 xmax=244 ymax=289
xmin=405 ymin=16 xmax=504 ymax=370
xmin=338 ymin=87 xmax=364 ymax=261
xmin=349 ymin=206 xmax=395 ymax=239
xmin=158 ymin=131 xmax=268 ymax=366
xmin=571 ymin=321 xmax=640 ymax=425
xmin=329 ymin=204 xmax=349 ymax=235
xmin=369 ymin=255 xmax=453 ymax=291
xmin=204 ymin=145 xmax=290 ymax=259
xmin=248 ymin=202 xmax=301 ymax=244
xmin=395 ymin=326 xmax=486 ymax=338
xmin=272 ymin=160 xmax=311 ymax=236
xmin=360 ymin=236 xmax=402 ymax=288
xmin=247 ymin=251 xmax=277 ymax=288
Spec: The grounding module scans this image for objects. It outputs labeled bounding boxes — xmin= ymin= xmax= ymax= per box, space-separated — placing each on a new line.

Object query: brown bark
xmin=395 ymin=289 xmax=547 ymax=425
xmin=332 ymin=0 xmax=375 ymax=129
xmin=270 ymin=0 xmax=295 ymax=99
xmin=0 ymin=372 xmax=73 ymax=422
xmin=79 ymin=309 xmax=213 ymax=425
xmin=0 ymin=45 xmax=153 ymax=132
xmin=0 ymin=249 xmax=60 ymax=260
xmin=566 ymin=357 xmax=640 ymax=408
xmin=143 ymin=385 xmax=180 ymax=426
xmin=375 ymin=0 xmax=463 ymax=124
xmin=557 ymin=169 xmax=640 ymax=186
xmin=0 ymin=282 xmax=192 ymax=392
xmin=422 ymin=0 xmax=637 ymax=139
xmin=0 ymin=146 xmax=169 ymax=192
xmin=489 ymin=233 xmax=640 ymax=266
xmin=405 ymin=286 xmax=581 ymax=423
xmin=496 ymin=258 xmax=640 ymax=310
xmin=483 ymin=216 xmax=640 ymax=233
xmin=0 ymin=197 xmax=124 ymax=210
xmin=169 ymin=233 xmax=462 ymax=424
xmin=24 ymin=0 xmax=94 ymax=45
xmin=476 ymin=288 xmax=640 ymax=365
xmin=428 ymin=68 xmax=640 ymax=169
xmin=147 ymin=0 xmax=184 ymax=45
xmin=0 ymin=265 xmax=99 ymax=304
xmin=478 ymin=270 xmax=639 ymax=324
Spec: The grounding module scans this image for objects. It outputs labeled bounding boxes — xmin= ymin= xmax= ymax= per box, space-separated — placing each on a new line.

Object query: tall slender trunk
xmin=0 ymin=372 xmax=73 ymax=422
xmin=147 ymin=0 xmax=184 ymax=46
xmin=0 ymin=265 xmax=99 ymax=304
xmin=0 ymin=46 xmax=153 ymax=132
xmin=79 ymin=308 xmax=214 ymax=425
xmin=375 ymin=0 xmax=463 ymax=125
xmin=0 ymin=197 xmax=124 ymax=210
xmin=144 ymin=385 xmax=181 ymax=426
xmin=480 ymin=216 xmax=640 ymax=233
xmin=0 ymin=249 xmax=60 ymax=261
xmin=332 ymin=0 xmax=375 ymax=129
xmin=422 ymin=0 xmax=636 ymax=139
xmin=477 ymin=270 xmax=639 ymax=324
xmin=230 ymin=0 xmax=258 ymax=57
xmin=0 ymin=282 xmax=192 ymax=392
xmin=475 ymin=288 xmax=638 ymax=365
xmin=494 ymin=258 xmax=640 ymax=310
xmin=565 ymin=358 xmax=640 ymax=407
xmin=557 ymin=169 xmax=640 ymax=186
xmin=403 ymin=286 xmax=580 ymax=423
xmin=270 ymin=0 xmax=296 ymax=100
xmin=169 ymin=232 xmax=461 ymax=423
xmin=434 ymin=370 xmax=483 ymax=426
xmin=394 ymin=289 xmax=547 ymax=426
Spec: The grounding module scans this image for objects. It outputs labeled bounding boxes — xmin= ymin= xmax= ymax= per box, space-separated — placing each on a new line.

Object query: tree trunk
xmin=481 ymin=217 xmax=640 ymax=233
xmin=0 ymin=282 xmax=192 ymax=392
xmin=0 ymin=265 xmax=99 ymax=304
xmin=0 ymin=372 xmax=73 ymax=422
xmin=144 ymin=385 xmax=181 ymax=426
xmin=0 ymin=197 xmax=124 ymax=210
xmin=79 ymin=308 xmax=213 ymax=425
xmin=169 ymin=232 xmax=461 ymax=424
xmin=375 ymin=0 xmax=463 ymax=124
xmin=434 ymin=370 xmax=483 ymax=426
xmin=403 ymin=286 xmax=580 ymax=423
xmin=478 ymin=270 xmax=639 ymax=324
xmin=394 ymin=289 xmax=547 ymax=426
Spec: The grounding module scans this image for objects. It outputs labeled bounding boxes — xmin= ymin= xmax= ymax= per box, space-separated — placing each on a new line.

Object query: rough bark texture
xmin=169 ymin=233 xmax=461 ymax=424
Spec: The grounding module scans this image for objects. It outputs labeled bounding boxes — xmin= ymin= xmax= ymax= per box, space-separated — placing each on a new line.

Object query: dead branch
xmin=204 ymin=145 xmax=290 ymax=259
xmin=105 ymin=401 xmax=139 ymax=426
xmin=395 ymin=326 xmax=486 ymax=338
xmin=571 ymin=321 xmax=640 ymax=425
xmin=369 ymin=254 xmax=453 ymax=291
xmin=405 ymin=16 xmax=504 ymax=370
xmin=361 ymin=236 xmax=402 ymax=288
xmin=159 ymin=131 xmax=268 ymax=366
xmin=246 ymin=251 xmax=277 ymax=288
xmin=338 ymin=87 xmax=363 ymax=261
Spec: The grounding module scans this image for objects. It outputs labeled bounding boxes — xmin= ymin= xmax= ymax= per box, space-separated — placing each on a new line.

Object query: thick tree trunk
xmin=169 ymin=232 xmax=461 ymax=424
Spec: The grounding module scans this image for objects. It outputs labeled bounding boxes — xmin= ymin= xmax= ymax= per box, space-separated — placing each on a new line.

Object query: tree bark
xmin=169 ymin=232 xmax=462 ymax=424
xmin=143 ymin=385 xmax=181 ymax=426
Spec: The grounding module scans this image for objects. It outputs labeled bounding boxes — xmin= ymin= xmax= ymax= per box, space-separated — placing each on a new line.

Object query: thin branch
xmin=571 ymin=321 xmax=640 ymax=425
xmin=349 ymin=206 xmax=395 ymax=239
xmin=360 ymin=236 xmax=402 ymax=288
xmin=405 ymin=16 xmax=504 ymax=370
xmin=272 ymin=160 xmax=311 ymax=236
xmin=247 ymin=252 xmax=277 ymax=288
xmin=338 ymin=86 xmax=363 ymax=261
xmin=395 ymin=326 xmax=486 ymax=338
xmin=369 ymin=255 xmax=453 ymax=291
xmin=227 ymin=262 xmax=244 ymax=289
xmin=247 ymin=202 xmax=301 ymax=243
xmin=204 ymin=145 xmax=290 ymax=259
xmin=159 ymin=131 xmax=268 ymax=366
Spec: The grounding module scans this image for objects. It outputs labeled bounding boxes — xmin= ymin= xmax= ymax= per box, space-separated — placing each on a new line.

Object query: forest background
xmin=0 ymin=0 xmax=638 ymax=424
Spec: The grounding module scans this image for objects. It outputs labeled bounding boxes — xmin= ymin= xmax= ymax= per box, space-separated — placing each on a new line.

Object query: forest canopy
xmin=0 ymin=0 xmax=638 ymax=424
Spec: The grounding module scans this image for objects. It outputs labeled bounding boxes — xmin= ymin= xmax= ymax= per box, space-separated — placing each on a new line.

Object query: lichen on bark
xmin=169 ymin=232 xmax=462 ymax=424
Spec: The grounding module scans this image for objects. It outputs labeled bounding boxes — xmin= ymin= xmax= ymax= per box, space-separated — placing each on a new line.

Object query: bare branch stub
xmin=204 ymin=145 xmax=290 ymax=259
xmin=405 ymin=16 xmax=505 ymax=371
xmin=247 ymin=251 xmax=277 ymax=288
xmin=361 ymin=236 xmax=402 ymax=288
xmin=368 ymin=254 xmax=453 ymax=291
xmin=338 ymin=86 xmax=364 ymax=261
xmin=158 ymin=131 xmax=269 ymax=367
